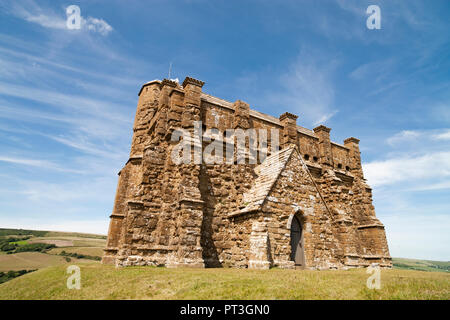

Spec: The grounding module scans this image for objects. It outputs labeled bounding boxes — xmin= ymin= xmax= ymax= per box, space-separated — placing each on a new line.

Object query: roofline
xmin=137 ymin=81 xmax=348 ymax=148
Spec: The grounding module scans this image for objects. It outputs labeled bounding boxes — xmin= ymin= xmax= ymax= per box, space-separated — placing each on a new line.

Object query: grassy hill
xmin=0 ymin=264 xmax=448 ymax=300
xmin=0 ymin=252 xmax=96 ymax=272
xmin=392 ymin=258 xmax=450 ymax=273
xmin=0 ymin=228 xmax=449 ymax=299
xmin=0 ymin=228 xmax=106 ymax=239
xmin=0 ymin=228 xmax=106 ymax=282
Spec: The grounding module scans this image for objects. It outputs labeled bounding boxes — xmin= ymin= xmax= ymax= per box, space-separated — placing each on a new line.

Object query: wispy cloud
xmin=0 ymin=155 xmax=83 ymax=173
xmin=349 ymin=58 xmax=397 ymax=82
xmin=83 ymin=17 xmax=113 ymax=36
xmin=432 ymin=129 xmax=450 ymax=141
xmin=47 ymin=134 xmax=126 ymax=160
xmin=364 ymin=151 xmax=450 ymax=188
xmin=0 ymin=81 xmax=131 ymax=124
xmin=267 ymin=50 xmax=339 ymax=126
xmin=386 ymin=130 xmax=421 ymax=146
xmin=0 ymin=156 xmax=56 ymax=168
xmin=364 ymin=128 xmax=450 ymax=189
xmin=2 ymin=0 xmax=113 ymax=36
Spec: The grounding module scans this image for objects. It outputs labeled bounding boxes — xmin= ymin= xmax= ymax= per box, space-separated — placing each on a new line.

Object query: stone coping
xmin=361 ymin=255 xmax=392 ymax=259
xmin=357 ymin=224 xmax=385 ymax=229
xmin=179 ymin=198 xmax=205 ymax=204
xmin=138 ymin=80 xmax=161 ymax=96
xmin=110 ymin=213 xmax=125 ymax=219
xmin=137 ymin=80 xmax=350 ymax=150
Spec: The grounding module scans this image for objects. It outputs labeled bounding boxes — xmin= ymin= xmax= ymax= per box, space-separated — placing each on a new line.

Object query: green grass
xmin=10 ymin=240 xmax=29 ymax=246
xmin=0 ymin=252 xmax=99 ymax=271
xmin=48 ymin=247 xmax=104 ymax=257
xmin=0 ymin=264 xmax=448 ymax=300
xmin=1 ymin=229 xmax=448 ymax=300
xmin=28 ymin=236 xmax=106 ymax=248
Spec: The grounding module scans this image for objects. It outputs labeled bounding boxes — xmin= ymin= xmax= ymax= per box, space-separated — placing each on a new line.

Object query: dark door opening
xmin=290 ymin=216 xmax=305 ymax=267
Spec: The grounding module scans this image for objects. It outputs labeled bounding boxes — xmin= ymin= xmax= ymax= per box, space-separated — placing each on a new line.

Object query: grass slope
xmin=0 ymin=252 xmax=98 ymax=271
xmin=0 ymin=264 xmax=448 ymax=300
xmin=48 ymin=247 xmax=105 ymax=257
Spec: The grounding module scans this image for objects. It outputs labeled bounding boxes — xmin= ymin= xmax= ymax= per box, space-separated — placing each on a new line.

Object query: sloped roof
xmin=229 ymin=146 xmax=296 ymax=217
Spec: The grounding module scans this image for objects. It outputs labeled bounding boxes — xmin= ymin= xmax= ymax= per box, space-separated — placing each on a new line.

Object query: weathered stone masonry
xmin=102 ymin=76 xmax=391 ymax=269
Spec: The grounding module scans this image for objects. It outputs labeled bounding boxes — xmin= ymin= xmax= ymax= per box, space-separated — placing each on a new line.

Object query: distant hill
xmin=392 ymin=257 xmax=449 ymax=273
xmin=0 ymin=228 xmax=48 ymax=237
xmin=0 ymin=228 xmax=106 ymax=239
xmin=0 ymin=228 xmax=106 ymax=281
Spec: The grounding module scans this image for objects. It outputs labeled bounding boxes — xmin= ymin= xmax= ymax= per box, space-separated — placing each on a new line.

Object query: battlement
xmin=135 ymin=77 xmax=358 ymax=172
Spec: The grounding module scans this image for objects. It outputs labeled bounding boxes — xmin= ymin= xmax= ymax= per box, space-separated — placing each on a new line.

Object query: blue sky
xmin=0 ymin=0 xmax=449 ymax=260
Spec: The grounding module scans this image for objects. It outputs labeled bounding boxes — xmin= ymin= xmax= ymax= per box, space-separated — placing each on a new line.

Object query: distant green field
xmin=0 ymin=228 xmax=106 ymax=277
xmin=0 ymin=228 xmax=106 ymax=240
xmin=0 ymin=264 xmax=448 ymax=300
xmin=45 ymin=231 xmax=106 ymax=240
xmin=0 ymin=228 xmax=48 ymax=237
xmin=0 ymin=252 xmax=99 ymax=271
xmin=49 ymin=247 xmax=104 ymax=257
xmin=392 ymin=258 xmax=450 ymax=273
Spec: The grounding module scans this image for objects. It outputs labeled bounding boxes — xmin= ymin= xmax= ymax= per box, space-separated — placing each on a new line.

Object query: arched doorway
xmin=290 ymin=215 xmax=305 ymax=267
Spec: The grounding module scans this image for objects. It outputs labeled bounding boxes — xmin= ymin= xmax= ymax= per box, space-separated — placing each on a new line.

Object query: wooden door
xmin=290 ymin=216 xmax=304 ymax=266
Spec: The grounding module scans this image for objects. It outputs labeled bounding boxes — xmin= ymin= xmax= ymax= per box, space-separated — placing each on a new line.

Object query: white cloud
xmin=0 ymin=156 xmax=55 ymax=168
xmin=48 ymin=134 xmax=122 ymax=160
xmin=313 ymin=111 xmax=338 ymax=126
xmin=432 ymin=129 xmax=450 ymax=141
xmin=0 ymin=155 xmax=83 ymax=173
xmin=386 ymin=130 xmax=421 ymax=146
xmin=349 ymin=58 xmax=397 ymax=82
xmin=83 ymin=17 xmax=113 ymax=36
xmin=0 ymin=81 xmax=130 ymax=125
xmin=364 ymin=129 xmax=450 ymax=189
xmin=364 ymin=151 xmax=450 ymax=188
xmin=23 ymin=13 xmax=66 ymax=29
xmin=4 ymin=1 xmax=113 ymax=36
xmin=269 ymin=50 xmax=338 ymax=126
